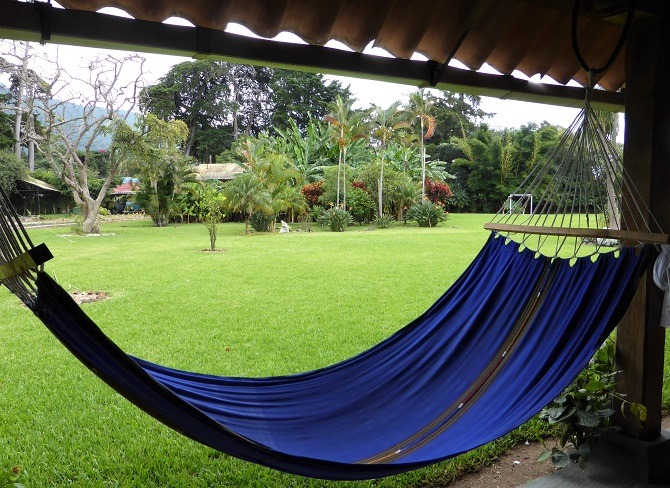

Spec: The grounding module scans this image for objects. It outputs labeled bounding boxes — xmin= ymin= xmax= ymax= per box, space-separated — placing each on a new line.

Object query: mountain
xmin=0 ymin=84 xmax=137 ymax=152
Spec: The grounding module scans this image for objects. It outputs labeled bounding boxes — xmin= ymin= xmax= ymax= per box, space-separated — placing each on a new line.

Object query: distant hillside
xmin=56 ymin=101 xmax=138 ymax=152
xmin=0 ymin=84 xmax=137 ymax=152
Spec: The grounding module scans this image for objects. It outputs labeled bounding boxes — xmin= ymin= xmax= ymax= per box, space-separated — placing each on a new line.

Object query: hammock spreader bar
xmin=27 ymin=235 xmax=654 ymax=480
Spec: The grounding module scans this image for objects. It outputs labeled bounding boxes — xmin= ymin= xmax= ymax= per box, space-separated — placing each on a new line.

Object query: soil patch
xmin=70 ymin=291 xmax=108 ymax=304
xmin=444 ymin=415 xmax=670 ymax=487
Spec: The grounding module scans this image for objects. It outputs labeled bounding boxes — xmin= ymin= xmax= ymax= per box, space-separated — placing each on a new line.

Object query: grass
xmin=0 ymin=214 xmax=667 ymax=487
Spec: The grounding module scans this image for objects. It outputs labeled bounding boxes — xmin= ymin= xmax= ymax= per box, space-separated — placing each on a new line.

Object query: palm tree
xmin=370 ymin=102 xmax=408 ymax=217
xmin=408 ymin=89 xmax=436 ymax=199
xmin=324 ymin=96 xmax=368 ymax=209
xmin=223 ymin=172 xmax=271 ymax=234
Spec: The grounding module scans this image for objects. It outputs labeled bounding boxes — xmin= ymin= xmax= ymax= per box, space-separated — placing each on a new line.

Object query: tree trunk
xmin=80 ymin=200 xmax=101 ymax=234
xmin=13 ymin=43 xmax=29 ymax=160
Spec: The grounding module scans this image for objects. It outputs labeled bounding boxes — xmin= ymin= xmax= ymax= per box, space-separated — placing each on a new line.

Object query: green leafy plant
xmin=373 ymin=214 xmax=395 ymax=229
xmin=538 ymin=339 xmax=647 ymax=469
xmin=407 ymin=201 xmax=446 ymax=227
xmin=310 ymin=205 xmax=327 ymax=226
xmin=249 ymin=212 xmax=275 ymax=232
xmin=199 ymin=189 xmax=226 ymax=251
xmin=318 ymin=207 xmax=352 ymax=232
xmin=1 ymin=465 xmax=25 ymax=488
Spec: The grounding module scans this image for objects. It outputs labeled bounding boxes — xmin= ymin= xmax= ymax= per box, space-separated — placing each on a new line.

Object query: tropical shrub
xmin=301 ymin=181 xmax=324 ymax=206
xmin=250 ymin=212 xmax=275 ymax=232
xmin=346 ymin=186 xmax=375 ymax=224
xmin=538 ymin=340 xmax=647 ymax=469
xmin=407 ymin=201 xmax=446 ymax=227
xmin=319 ymin=207 xmax=352 ymax=232
xmin=310 ymin=205 xmax=327 ymax=226
xmin=0 ymin=151 xmax=25 ymax=194
xmin=373 ymin=214 xmax=395 ymax=229
xmin=425 ymin=178 xmax=453 ymax=206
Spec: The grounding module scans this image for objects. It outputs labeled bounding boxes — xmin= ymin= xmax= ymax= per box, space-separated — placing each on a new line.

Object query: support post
xmin=617 ymin=14 xmax=670 ymax=440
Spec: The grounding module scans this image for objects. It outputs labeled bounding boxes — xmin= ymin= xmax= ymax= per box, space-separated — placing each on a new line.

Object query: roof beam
xmin=0 ymin=0 xmax=624 ymax=111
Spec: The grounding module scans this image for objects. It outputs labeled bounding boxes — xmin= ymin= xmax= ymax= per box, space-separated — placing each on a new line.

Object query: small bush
xmin=301 ymin=181 xmax=324 ymax=206
xmin=538 ymin=339 xmax=647 ymax=469
xmin=346 ymin=186 xmax=375 ymax=224
xmin=250 ymin=212 xmax=275 ymax=232
xmin=373 ymin=214 xmax=395 ymax=229
xmin=310 ymin=206 xmax=327 ymax=226
xmin=407 ymin=201 xmax=446 ymax=227
xmin=319 ymin=208 xmax=352 ymax=232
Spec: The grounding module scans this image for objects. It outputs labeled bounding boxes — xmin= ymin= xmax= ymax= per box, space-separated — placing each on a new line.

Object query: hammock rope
xmin=486 ymin=0 xmax=666 ymax=258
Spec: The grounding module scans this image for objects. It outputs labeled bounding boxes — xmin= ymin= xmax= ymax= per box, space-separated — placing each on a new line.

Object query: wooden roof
xmin=194 ymin=163 xmax=244 ymax=182
xmin=1 ymin=1 xmax=665 ymax=109
xmin=50 ymin=0 xmax=660 ymax=90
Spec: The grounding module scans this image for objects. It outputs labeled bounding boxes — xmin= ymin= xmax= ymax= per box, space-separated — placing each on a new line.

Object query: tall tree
xmin=324 ymin=96 xmax=368 ymax=208
xmin=370 ymin=102 xmax=407 ymax=217
xmin=408 ymin=89 xmax=436 ymax=199
xmin=141 ymin=60 xmax=230 ymax=158
xmin=26 ymin=53 xmax=146 ymax=233
xmin=118 ymin=114 xmax=196 ymax=226
xmin=270 ymin=70 xmax=352 ymax=134
xmin=1 ymin=41 xmax=44 ymax=170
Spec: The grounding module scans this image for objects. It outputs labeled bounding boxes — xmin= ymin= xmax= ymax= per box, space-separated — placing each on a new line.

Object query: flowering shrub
xmin=301 ymin=182 xmax=324 ymax=206
xmin=351 ymin=181 xmax=368 ymax=192
xmin=425 ymin=179 xmax=453 ymax=207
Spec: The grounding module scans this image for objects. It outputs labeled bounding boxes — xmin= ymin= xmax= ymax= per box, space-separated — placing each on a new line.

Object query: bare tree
xmin=1 ymin=41 xmax=40 ymax=169
xmin=26 ymin=50 xmax=146 ymax=233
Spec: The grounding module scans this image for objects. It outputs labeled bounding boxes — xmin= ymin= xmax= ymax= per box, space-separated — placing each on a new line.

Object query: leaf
xmin=551 ymin=449 xmax=570 ymax=468
xmin=537 ymin=450 xmax=553 ymax=463
xmin=630 ymin=403 xmax=648 ymax=422
xmin=575 ymin=410 xmax=600 ymax=428
xmin=554 ymin=395 xmax=567 ymax=404
xmin=584 ymin=380 xmax=607 ymax=391
xmin=553 ymin=407 xmax=577 ymax=423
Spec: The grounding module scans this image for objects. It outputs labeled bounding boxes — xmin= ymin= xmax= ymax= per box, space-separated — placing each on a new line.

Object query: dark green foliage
xmin=407 ymin=201 xmax=446 ymax=227
xmin=318 ymin=207 xmax=352 ymax=232
xmin=0 ymin=94 xmax=14 ymax=151
xmin=346 ymin=186 xmax=375 ymax=224
xmin=538 ymin=340 xmax=647 ymax=469
xmin=270 ymin=70 xmax=352 ymax=134
xmin=0 ymin=150 xmax=25 ymax=193
xmin=250 ymin=212 xmax=275 ymax=232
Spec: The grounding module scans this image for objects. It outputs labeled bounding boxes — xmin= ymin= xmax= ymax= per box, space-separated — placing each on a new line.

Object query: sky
xmin=2 ymin=4 xmax=601 ymax=136
xmin=18 ymin=40 xmax=584 ymax=133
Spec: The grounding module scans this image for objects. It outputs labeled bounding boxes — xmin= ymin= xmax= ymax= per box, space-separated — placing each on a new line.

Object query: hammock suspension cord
xmin=485 ymin=0 xmax=666 ymax=258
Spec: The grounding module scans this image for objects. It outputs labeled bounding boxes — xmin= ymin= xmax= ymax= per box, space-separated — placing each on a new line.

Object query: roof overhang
xmin=0 ymin=0 xmax=624 ymax=112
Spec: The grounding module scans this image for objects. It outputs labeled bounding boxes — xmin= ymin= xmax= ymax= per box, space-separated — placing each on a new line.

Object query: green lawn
xmin=0 ymin=215 xmax=667 ymax=487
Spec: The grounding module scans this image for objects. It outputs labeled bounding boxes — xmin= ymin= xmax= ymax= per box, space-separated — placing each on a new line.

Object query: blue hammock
xmin=26 ymin=234 xmax=653 ymax=480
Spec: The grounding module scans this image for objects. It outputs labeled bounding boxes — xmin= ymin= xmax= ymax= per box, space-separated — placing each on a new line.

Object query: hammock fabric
xmin=26 ymin=234 xmax=653 ymax=480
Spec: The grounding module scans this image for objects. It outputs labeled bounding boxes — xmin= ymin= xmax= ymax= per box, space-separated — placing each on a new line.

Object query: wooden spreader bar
xmin=0 ymin=243 xmax=53 ymax=281
xmin=484 ymin=223 xmax=670 ymax=245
